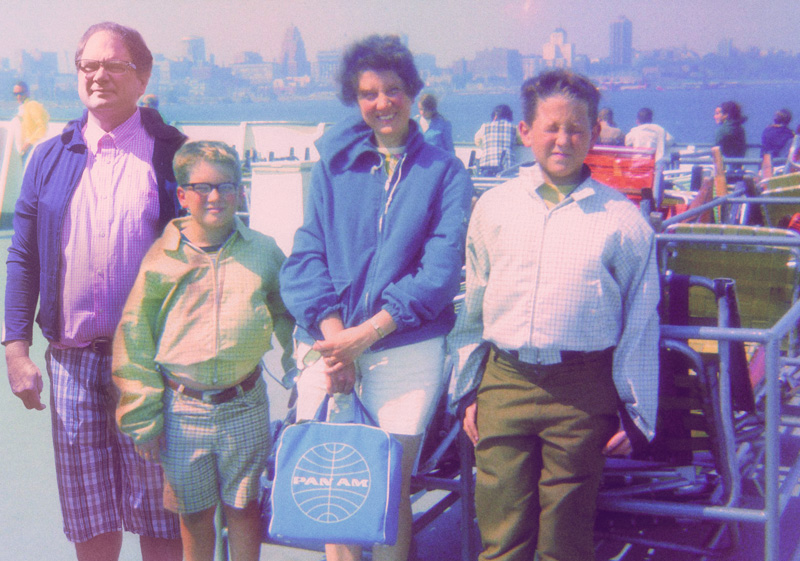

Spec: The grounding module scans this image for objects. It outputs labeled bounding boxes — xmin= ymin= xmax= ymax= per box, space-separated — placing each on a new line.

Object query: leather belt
xmin=495 ymin=346 xmax=613 ymax=366
xmin=89 ymin=337 xmax=113 ymax=356
xmin=165 ymin=366 xmax=262 ymax=404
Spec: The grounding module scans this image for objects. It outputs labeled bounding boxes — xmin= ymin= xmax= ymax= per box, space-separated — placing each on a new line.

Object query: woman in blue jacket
xmin=279 ymin=34 xmax=472 ymax=561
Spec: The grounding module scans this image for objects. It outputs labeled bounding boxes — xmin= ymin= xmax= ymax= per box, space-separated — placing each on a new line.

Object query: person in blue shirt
xmin=417 ymin=92 xmax=455 ymax=154
xmin=761 ymin=108 xmax=794 ymax=159
xmin=279 ymin=34 xmax=472 ymax=561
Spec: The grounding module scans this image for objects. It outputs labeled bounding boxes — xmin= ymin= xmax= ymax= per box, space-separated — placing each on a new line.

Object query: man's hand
xmin=462 ymin=400 xmax=479 ymax=446
xmin=6 ymin=340 xmax=45 ymax=411
xmin=135 ymin=434 xmax=165 ymax=463
xmin=603 ymin=429 xmax=633 ymax=457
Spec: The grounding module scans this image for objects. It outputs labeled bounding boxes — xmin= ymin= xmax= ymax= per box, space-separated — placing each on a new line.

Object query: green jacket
xmin=113 ymin=216 xmax=294 ymax=443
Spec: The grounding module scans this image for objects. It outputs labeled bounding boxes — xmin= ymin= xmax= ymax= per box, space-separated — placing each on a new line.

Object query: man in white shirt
xmin=449 ymin=70 xmax=659 ymax=561
xmin=625 ymin=107 xmax=675 ymax=162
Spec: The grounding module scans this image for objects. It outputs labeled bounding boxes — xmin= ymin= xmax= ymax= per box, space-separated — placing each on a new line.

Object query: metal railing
xmin=627 ymin=225 xmax=800 ymax=561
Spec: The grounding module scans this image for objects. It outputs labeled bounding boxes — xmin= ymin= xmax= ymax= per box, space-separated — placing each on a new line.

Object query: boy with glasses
xmin=113 ymin=140 xmax=294 ymax=561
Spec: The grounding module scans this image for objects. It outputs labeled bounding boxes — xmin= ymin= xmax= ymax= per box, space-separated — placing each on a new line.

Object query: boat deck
xmin=2 ymin=225 xmax=800 ymax=560
xmin=2 ymin=122 xmax=799 ymax=559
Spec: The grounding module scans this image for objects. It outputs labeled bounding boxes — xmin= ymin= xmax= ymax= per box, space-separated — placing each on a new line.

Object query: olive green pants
xmin=474 ymin=347 xmax=619 ymax=561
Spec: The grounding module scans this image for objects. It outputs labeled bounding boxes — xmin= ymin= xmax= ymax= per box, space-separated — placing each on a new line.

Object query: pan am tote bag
xmin=268 ymin=393 xmax=403 ymax=548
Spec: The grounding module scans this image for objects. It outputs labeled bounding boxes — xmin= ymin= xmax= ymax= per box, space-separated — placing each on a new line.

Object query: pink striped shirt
xmin=58 ymin=109 xmax=160 ymax=347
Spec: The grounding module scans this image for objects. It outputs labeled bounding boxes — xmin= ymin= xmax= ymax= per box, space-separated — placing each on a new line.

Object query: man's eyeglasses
xmin=181 ymin=183 xmax=240 ymax=196
xmin=75 ymin=59 xmax=137 ymax=76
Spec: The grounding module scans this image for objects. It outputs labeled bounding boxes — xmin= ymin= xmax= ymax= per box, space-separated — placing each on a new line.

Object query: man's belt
xmin=165 ymin=366 xmax=262 ymax=405
xmin=89 ymin=337 xmax=113 ymax=356
xmin=495 ymin=346 xmax=613 ymax=366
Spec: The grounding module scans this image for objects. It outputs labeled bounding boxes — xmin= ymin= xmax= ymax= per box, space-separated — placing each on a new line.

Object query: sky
xmin=3 ymin=0 xmax=800 ymax=68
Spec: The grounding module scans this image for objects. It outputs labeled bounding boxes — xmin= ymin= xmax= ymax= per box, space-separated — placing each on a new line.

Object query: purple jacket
xmin=4 ymin=107 xmax=186 ymax=344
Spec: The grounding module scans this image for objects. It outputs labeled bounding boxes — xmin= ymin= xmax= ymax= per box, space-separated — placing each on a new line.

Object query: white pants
xmin=295 ymin=336 xmax=447 ymax=436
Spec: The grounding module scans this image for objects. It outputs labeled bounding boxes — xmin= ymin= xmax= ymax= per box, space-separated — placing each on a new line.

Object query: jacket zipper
xmin=206 ymin=238 xmax=230 ymax=385
xmin=365 ymin=152 xmax=406 ymax=316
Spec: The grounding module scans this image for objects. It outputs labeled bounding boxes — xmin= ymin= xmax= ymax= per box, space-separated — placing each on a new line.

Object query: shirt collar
xmin=83 ymin=108 xmax=143 ymax=155
xmin=162 ymin=215 xmax=253 ymax=251
xmin=519 ymin=163 xmax=596 ymax=204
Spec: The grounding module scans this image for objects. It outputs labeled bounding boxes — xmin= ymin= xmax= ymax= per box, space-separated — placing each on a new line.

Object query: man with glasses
xmin=12 ymin=80 xmax=49 ymax=161
xmin=4 ymin=22 xmax=185 ymax=561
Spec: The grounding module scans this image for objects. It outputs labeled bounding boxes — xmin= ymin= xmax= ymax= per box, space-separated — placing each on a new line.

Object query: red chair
xmin=585 ymin=145 xmax=657 ymax=205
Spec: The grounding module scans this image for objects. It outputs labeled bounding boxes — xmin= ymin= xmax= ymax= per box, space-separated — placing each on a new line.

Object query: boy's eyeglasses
xmin=75 ymin=59 xmax=137 ymax=76
xmin=181 ymin=182 xmax=239 ymax=196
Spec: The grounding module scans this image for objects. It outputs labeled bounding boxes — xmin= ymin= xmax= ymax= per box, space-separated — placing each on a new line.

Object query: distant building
xmin=449 ymin=58 xmax=471 ymax=89
xmin=572 ymin=54 xmax=590 ymax=74
xmin=543 ymin=29 xmax=574 ymax=68
xmin=15 ymin=49 xmax=58 ymax=75
xmin=610 ymin=16 xmax=633 ymax=67
xmin=14 ymin=49 xmax=59 ymax=96
xmin=231 ymin=60 xmax=278 ymax=85
xmin=280 ymin=25 xmax=311 ymax=78
xmin=234 ymin=51 xmax=264 ymax=65
xmin=471 ymin=48 xmax=523 ymax=83
xmin=313 ymin=49 xmax=340 ymax=86
xmin=182 ymin=36 xmax=206 ymax=66
xmin=521 ymin=54 xmax=544 ymax=80
xmin=415 ymin=53 xmax=438 ymax=79
xmin=717 ymin=38 xmax=734 ymax=57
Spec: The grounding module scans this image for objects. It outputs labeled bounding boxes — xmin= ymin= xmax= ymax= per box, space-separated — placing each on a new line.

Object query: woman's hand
xmin=325 ymin=362 xmax=357 ymax=395
xmin=314 ymin=310 xmax=397 ymax=373
xmin=313 ymin=323 xmax=376 ymax=372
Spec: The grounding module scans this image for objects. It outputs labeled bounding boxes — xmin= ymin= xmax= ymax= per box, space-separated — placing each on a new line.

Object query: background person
xmin=450 ymin=69 xmax=659 ymax=561
xmin=12 ymin=80 xmax=50 ymax=160
xmin=279 ymin=34 xmax=472 ymax=561
xmin=474 ymin=104 xmax=516 ymax=176
xmin=598 ymin=107 xmax=624 ymax=146
xmin=417 ymin=92 xmax=455 ymax=154
xmin=625 ymin=106 xmax=674 ymax=162
xmin=714 ymin=100 xmax=748 ymax=158
xmin=114 ymin=141 xmax=294 ymax=561
xmin=4 ymin=21 xmax=186 ymax=561
xmin=761 ymin=108 xmax=793 ymax=159
xmin=138 ymin=92 xmax=159 ymax=110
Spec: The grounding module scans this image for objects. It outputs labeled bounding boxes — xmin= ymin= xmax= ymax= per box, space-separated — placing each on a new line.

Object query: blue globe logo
xmin=291 ymin=442 xmax=371 ymax=523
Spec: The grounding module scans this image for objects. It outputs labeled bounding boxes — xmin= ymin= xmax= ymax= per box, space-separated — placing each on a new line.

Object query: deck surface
xmin=2 ymin=228 xmax=799 ymax=561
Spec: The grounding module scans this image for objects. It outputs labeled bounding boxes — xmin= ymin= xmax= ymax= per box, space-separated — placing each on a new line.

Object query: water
xmin=5 ymin=81 xmax=800 ymax=146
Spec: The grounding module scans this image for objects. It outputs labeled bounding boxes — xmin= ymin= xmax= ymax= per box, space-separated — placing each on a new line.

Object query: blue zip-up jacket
xmin=4 ymin=107 xmax=186 ymax=344
xmin=421 ymin=113 xmax=455 ymax=155
xmin=279 ymin=115 xmax=472 ymax=350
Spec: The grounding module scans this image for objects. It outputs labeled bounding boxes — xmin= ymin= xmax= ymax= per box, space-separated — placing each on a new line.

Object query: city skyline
xmin=2 ymin=0 xmax=799 ymax=69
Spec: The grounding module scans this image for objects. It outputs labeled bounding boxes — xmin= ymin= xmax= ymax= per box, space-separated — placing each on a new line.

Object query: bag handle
xmin=314 ymin=392 xmax=379 ymax=427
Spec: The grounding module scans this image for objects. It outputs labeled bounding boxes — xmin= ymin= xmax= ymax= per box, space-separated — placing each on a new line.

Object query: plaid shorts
xmin=46 ymin=346 xmax=180 ymax=543
xmin=160 ymin=375 xmax=271 ymax=514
